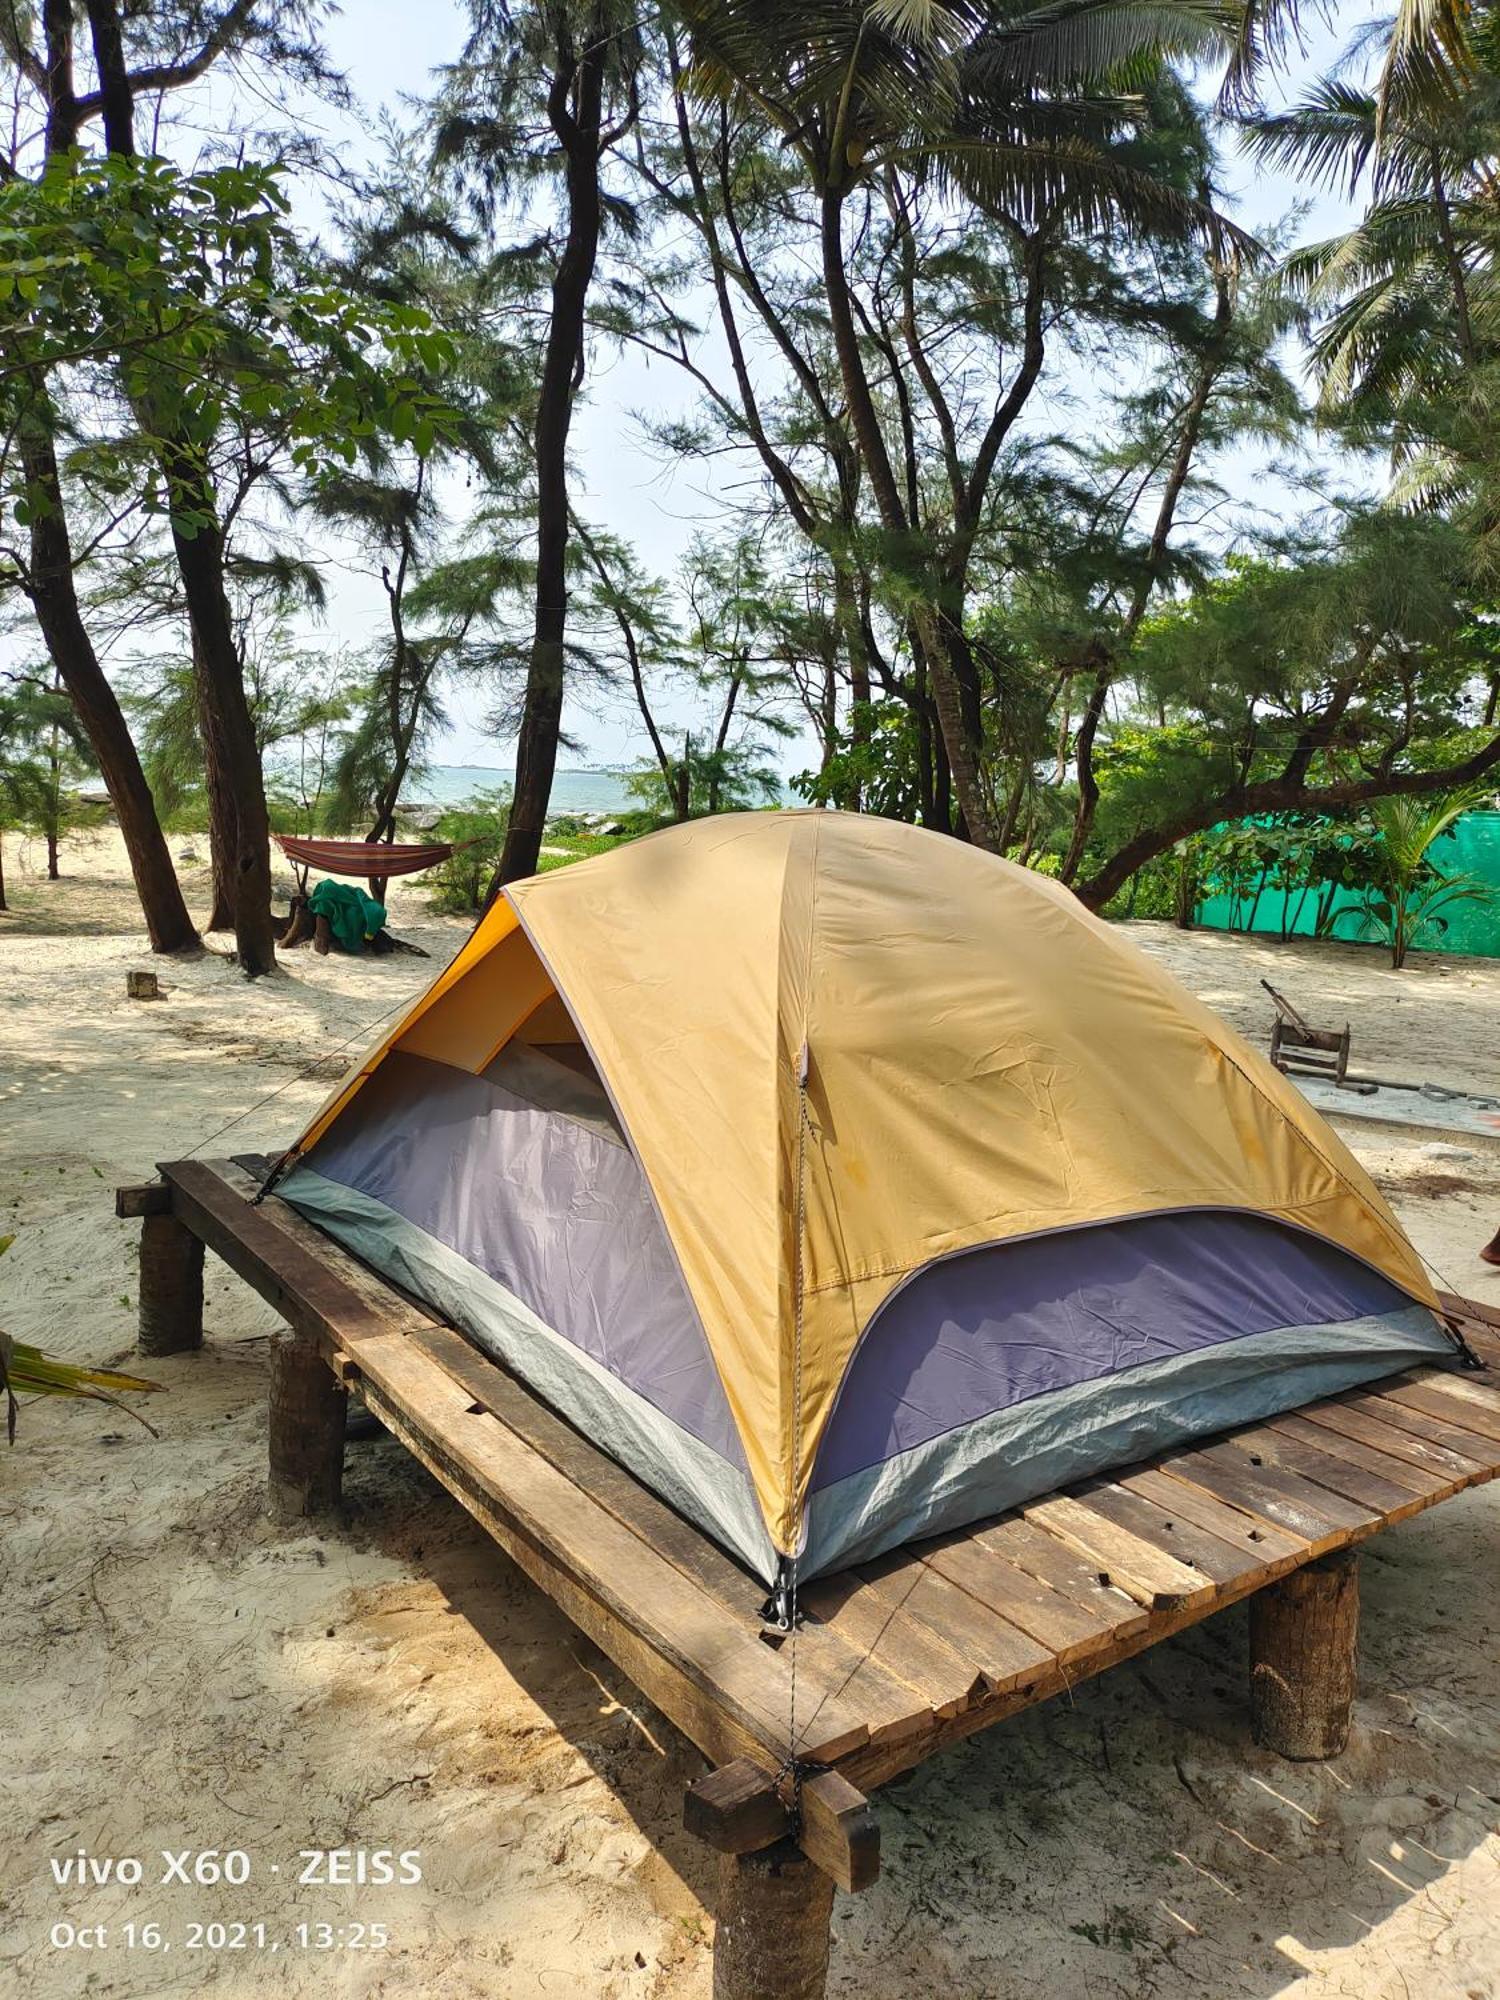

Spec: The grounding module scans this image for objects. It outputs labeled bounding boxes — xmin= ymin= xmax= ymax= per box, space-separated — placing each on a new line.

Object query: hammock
xmin=276 ymin=835 xmax=453 ymax=882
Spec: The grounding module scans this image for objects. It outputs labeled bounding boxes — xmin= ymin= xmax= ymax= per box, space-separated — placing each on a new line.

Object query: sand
xmin=2 ymin=827 xmax=1499 ymax=2000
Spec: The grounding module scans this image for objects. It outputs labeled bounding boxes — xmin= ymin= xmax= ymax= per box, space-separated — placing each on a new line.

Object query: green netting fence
xmin=1194 ymin=811 xmax=1500 ymax=959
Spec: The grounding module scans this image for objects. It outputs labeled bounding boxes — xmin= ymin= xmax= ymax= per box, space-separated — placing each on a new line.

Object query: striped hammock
xmin=275 ymin=835 xmax=453 ymax=881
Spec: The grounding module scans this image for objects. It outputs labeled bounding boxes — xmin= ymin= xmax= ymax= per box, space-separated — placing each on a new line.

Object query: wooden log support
xmin=1249 ymin=1548 xmax=1359 ymax=1760
xmin=267 ymin=1329 xmax=346 ymax=1522
xmin=136 ymin=1209 xmax=204 ymax=1356
xmin=713 ymin=1839 xmax=835 ymax=2000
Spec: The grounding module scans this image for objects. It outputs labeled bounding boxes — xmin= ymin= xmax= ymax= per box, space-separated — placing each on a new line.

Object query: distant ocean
xmin=409 ymin=764 xmax=796 ymax=812
xmin=408 ymin=765 xmax=637 ymax=813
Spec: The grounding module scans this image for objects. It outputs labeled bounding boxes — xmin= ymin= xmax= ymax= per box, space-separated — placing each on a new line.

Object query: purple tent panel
xmin=812 ymin=1209 xmax=1417 ymax=1490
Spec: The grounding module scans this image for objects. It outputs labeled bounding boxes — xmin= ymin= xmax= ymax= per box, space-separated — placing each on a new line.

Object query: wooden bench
xmin=118 ymin=1157 xmax=1500 ymax=2000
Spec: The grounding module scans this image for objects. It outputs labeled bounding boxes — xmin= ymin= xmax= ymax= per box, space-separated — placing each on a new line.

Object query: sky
xmin=205 ymin=1 xmax=1368 ymax=780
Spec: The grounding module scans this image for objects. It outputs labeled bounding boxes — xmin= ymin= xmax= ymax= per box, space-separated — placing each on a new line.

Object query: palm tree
xmin=1243 ymin=8 xmax=1500 ymax=567
xmin=670 ymin=0 xmax=1254 ymax=845
xmin=1227 ymin=0 xmax=1480 ymax=127
xmin=1358 ymin=789 xmax=1492 ymax=966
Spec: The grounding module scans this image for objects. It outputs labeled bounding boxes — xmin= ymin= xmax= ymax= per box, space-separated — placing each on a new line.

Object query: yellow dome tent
xmin=280 ymin=811 xmax=1450 ymax=1590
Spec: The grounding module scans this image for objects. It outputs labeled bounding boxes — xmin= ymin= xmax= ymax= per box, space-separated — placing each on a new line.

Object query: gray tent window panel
xmin=813 ymin=1209 xmax=1431 ymax=1490
xmin=298 ymin=1049 xmax=745 ymax=1467
xmin=280 ymin=1167 xmax=777 ymax=1582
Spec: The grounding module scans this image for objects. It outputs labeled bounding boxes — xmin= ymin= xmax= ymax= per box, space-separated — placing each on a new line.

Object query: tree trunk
xmin=712 ymin=1841 xmax=833 ymax=2000
xmin=81 ymin=0 xmax=273 ymax=973
xmin=172 ymin=500 xmax=277 ymax=974
xmin=137 ymin=1210 xmax=204 ymax=1356
xmin=1077 ymin=728 xmax=1500 ymax=910
xmin=207 ymin=827 xmax=235 ymax=931
xmin=18 ymin=8 xmax=192 ymax=952
xmin=18 ymin=421 xmax=197 ymax=953
xmin=834 ymin=564 xmax=869 ymax=808
xmin=495 ymin=19 xmax=607 ymax=890
xmin=45 ymin=692 xmax=62 ymax=878
xmin=818 ymin=184 xmax=995 ymax=848
xmin=267 ymin=1328 xmax=347 ymax=1522
xmin=1060 ymin=260 xmax=1233 ymax=886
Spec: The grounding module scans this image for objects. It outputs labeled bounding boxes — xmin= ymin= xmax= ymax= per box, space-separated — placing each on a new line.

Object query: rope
xmin=176 ymin=988 xmax=415 ymax=1172
xmin=780 ymin=1044 xmax=814 ymax=1827
xmin=1412 ymin=1241 xmax=1489 ymax=1369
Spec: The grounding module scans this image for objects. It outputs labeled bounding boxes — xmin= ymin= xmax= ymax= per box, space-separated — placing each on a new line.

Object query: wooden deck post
xmin=1250 ymin=1549 xmax=1359 ymax=1760
xmin=267 ymin=1330 xmax=346 ymax=1522
xmin=712 ymin=1839 xmax=834 ymax=2000
xmin=137 ymin=1211 xmax=204 ymax=1356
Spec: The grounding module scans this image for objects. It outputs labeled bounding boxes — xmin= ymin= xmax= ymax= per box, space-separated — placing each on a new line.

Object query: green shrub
xmin=426 ymin=788 xmax=511 ymax=913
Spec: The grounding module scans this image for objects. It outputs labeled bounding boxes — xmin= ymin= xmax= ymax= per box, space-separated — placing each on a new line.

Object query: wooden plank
xmin=1223 ymin=1427 xmax=1429 ymax=1523
xmin=352 ymin=1342 xmax=873 ymax=1889
xmin=163 ymin=1163 xmax=898 ymax=1881
xmin=1375 ymin=1372 xmax=1500 ymax=1448
xmin=793 ymin=1773 xmax=880 ymax=1895
xmin=1334 ymin=1388 xmax=1500 ymax=1475
xmin=971 ymin=1517 xmax=1151 ymax=1640
xmin=1115 ymin=1466 xmax=1310 ymax=1568
xmin=1263 ymin=1413 xmax=1451 ymax=1500
xmin=798 ymin=1572 xmax=987 ymax=1719
xmin=1437 ymin=1289 xmax=1500 ymax=1335
xmin=1074 ymin=1478 xmax=1267 ymax=1588
xmin=919 ymin=1530 xmax=1123 ymax=1665
xmin=163 ymin=1158 xmax=425 ymax=1348
xmin=1294 ymin=1397 xmax=1489 ymax=1485
xmin=1021 ymin=1494 xmax=1219 ymax=1610
xmin=1457 ymin=1323 xmax=1500 ymax=1369
xmin=854 ymin=1554 xmax=1053 ymax=1695
xmin=115 ymin=1180 xmax=171 ymax=1217
xmin=404 ymin=1320 xmax=766 ymax=1617
xmin=833 ymin=1524 xmax=1361 ymax=1799
xmin=409 ymin=1323 xmax=935 ymax=1753
xmin=157 ymin=1155 xmax=1500 ymax=1875
xmin=684 ymin=1759 xmax=787 ymax=1854
xmin=1157 ymin=1441 xmax=1376 ymax=1553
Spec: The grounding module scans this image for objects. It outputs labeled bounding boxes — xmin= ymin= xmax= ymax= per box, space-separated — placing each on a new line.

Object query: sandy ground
xmin=2 ymin=826 xmax=1499 ymax=2000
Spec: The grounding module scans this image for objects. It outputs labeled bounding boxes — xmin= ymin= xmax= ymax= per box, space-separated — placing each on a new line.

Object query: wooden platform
xmin=119 ymin=1157 xmax=1500 ymax=1995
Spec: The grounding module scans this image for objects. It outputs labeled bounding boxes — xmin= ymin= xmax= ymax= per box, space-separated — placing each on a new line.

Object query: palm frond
xmin=1242 ymin=78 xmax=1379 ymax=193
xmin=970 ymin=0 xmax=1238 ymax=91
xmin=1378 ymin=0 xmax=1477 ymax=129
xmin=0 ymin=1322 xmax=163 ymax=1444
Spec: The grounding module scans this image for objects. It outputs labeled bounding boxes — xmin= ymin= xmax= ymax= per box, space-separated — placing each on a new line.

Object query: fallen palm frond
xmin=0 ymin=1238 xmax=163 ymax=1441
